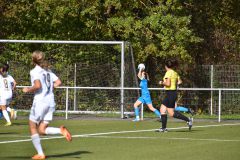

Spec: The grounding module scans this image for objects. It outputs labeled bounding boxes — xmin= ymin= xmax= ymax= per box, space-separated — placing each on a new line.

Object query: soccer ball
xmin=138 ymin=63 xmax=145 ymax=70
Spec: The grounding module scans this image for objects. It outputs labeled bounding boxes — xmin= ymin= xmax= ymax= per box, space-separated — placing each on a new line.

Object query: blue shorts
xmin=138 ymin=94 xmax=152 ymax=105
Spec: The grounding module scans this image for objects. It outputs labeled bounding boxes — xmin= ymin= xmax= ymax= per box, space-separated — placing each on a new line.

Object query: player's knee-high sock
xmin=2 ymin=110 xmax=10 ymax=122
xmin=161 ymin=114 xmax=167 ymax=129
xmin=173 ymin=111 xmax=189 ymax=122
xmin=6 ymin=107 xmax=11 ymax=112
xmin=134 ymin=107 xmax=140 ymax=119
xmin=175 ymin=106 xmax=189 ymax=112
xmin=31 ymin=134 xmax=44 ymax=155
xmin=45 ymin=127 xmax=61 ymax=135
xmin=153 ymin=109 xmax=161 ymax=117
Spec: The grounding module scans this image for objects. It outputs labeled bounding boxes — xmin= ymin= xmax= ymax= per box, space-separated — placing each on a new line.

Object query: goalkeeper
xmin=132 ymin=64 xmax=161 ymax=122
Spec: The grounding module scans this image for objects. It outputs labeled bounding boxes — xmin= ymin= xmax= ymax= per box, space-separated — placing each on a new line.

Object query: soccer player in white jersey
xmin=23 ymin=51 xmax=72 ymax=160
xmin=0 ymin=63 xmax=16 ymax=126
xmin=1 ymin=63 xmax=17 ymax=119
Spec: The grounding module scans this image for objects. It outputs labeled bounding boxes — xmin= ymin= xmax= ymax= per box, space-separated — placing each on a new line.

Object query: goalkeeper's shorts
xmin=138 ymin=94 xmax=152 ymax=105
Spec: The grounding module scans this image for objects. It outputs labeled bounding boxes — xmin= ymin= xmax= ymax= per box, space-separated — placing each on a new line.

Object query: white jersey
xmin=29 ymin=65 xmax=59 ymax=123
xmin=30 ymin=65 xmax=58 ymax=105
xmin=30 ymin=65 xmax=49 ymax=102
xmin=0 ymin=74 xmax=15 ymax=99
xmin=45 ymin=70 xmax=59 ymax=108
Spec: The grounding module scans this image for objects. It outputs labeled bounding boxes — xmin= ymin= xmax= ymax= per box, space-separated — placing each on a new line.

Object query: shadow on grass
xmin=12 ymin=122 xmax=28 ymax=126
xmin=170 ymin=129 xmax=201 ymax=133
xmin=0 ymin=132 xmax=19 ymax=135
xmin=47 ymin=150 xmax=92 ymax=158
xmin=1 ymin=150 xmax=92 ymax=159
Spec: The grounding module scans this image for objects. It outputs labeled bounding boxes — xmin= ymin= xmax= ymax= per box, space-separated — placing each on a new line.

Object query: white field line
xmin=85 ymin=135 xmax=240 ymax=142
xmin=0 ymin=123 xmax=240 ymax=144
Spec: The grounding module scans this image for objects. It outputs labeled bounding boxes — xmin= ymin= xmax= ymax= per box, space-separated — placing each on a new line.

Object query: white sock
xmin=6 ymin=107 xmax=11 ymax=112
xmin=2 ymin=110 xmax=10 ymax=123
xmin=136 ymin=116 xmax=140 ymax=119
xmin=45 ymin=127 xmax=61 ymax=135
xmin=31 ymin=134 xmax=44 ymax=155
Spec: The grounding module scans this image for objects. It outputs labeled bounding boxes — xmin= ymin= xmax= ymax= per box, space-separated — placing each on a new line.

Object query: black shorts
xmin=162 ymin=90 xmax=177 ymax=108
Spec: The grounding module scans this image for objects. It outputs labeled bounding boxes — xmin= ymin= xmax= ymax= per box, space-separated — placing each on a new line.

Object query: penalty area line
xmin=0 ymin=123 xmax=239 ymax=144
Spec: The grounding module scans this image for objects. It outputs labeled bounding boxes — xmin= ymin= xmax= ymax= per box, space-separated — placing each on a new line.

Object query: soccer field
xmin=0 ymin=118 xmax=240 ymax=160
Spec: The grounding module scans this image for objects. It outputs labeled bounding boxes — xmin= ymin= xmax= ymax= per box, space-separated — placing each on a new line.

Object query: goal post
xmin=0 ymin=39 xmax=139 ymax=119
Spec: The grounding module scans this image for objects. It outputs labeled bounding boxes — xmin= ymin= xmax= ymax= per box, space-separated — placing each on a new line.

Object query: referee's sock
xmin=161 ymin=114 xmax=167 ymax=129
xmin=173 ymin=111 xmax=189 ymax=122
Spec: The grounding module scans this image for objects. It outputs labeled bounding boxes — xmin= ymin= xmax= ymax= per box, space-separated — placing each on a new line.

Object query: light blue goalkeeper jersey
xmin=140 ymin=78 xmax=150 ymax=96
xmin=138 ymin=78 xmax=152 ymax=104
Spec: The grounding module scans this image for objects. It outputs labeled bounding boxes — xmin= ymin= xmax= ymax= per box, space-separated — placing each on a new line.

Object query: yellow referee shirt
xmin=163 ymin=69 xmax=180 ymax=90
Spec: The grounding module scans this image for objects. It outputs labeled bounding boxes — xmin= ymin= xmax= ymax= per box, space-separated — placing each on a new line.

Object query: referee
xmin=157 ymin=59 xmax=192 ymax=132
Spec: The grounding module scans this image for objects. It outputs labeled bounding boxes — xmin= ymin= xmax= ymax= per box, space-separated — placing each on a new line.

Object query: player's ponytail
xmin=1 ymin=63 xmax=9 ymax=77
xmin=32 ymin=50 xmax=45 ymax=66
xmin=41 ymin=60 xmax=51 ymax=71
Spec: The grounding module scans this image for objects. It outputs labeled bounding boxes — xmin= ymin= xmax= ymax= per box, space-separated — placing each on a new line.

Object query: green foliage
xmin=1 ymin=0 xmax=202 ymax=64
xmin=183 ymin=0 xmax=240 ymax=64
xmin=1 ymin=0 xmax=240 ymax=115
xmin=1 ymin=1 xmax=239 ymax=65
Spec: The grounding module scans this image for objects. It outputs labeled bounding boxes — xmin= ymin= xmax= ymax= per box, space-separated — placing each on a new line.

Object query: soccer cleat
xmin=32 ymin=154 xmax=46 ymax=160
xmin=10 ymin=109 xmax=15 ymax=119
xmin=187 ymin=117 xmax=193 ymax=131
xmin=156 ymin=128 xmax=168 ymax=132
xmin=4 ymin=122 xmax=12 ymax=126
xmin=132 ymin=118 xmax=140 ymax=122
xmin=60 ymin=126 xmax=72 ymax=142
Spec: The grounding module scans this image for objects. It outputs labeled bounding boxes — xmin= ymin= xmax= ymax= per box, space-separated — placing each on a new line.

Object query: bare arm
xmin=12 ymin=80 xmax=17 ymax=91
xmin=22 ymin=80 xmax=41 ymax=93
xmin=54 ymin=79 xmax=62 ymax=88
xmin=137 ymin=68 xmax=143 ymax=79
xmin=159 ymin=78 xmax=171 ymax=87
xmin=177 ymin=77 xmax=182 ymax=85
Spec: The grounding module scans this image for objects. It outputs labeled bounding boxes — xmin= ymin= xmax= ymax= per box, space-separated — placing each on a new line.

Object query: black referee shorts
xmin=162 ymin=90 xmax=177 ymax=108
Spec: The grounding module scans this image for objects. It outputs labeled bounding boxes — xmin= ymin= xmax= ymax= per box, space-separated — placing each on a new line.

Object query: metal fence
xmin=9 ymin=64 xmax=240 ymax=120
xmin=1 ymin=40 xmax=240 ymax=121
xmin=7 ymin=61 xmax=240 ymax=121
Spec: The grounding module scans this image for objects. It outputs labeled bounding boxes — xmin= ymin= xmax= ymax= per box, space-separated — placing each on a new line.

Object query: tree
xmin=1 ymin=0 xmax=201 ymax=64
xmin=182 ymin=0 xmax=240 ymax=65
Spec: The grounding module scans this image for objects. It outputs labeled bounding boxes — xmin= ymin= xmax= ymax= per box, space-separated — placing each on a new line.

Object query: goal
xmin=0 ymin=40 xmax=139 ymax=119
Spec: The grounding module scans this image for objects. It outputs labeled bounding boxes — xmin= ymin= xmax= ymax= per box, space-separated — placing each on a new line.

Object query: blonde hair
xmin=41 ymin=60 xmax=51 ymax=70
xmin=32 ymin=50 xmax=45 ymax=66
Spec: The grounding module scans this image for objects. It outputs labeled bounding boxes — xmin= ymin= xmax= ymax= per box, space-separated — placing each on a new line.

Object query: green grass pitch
xmin=0 ymin=118 xmax=240 ymax=160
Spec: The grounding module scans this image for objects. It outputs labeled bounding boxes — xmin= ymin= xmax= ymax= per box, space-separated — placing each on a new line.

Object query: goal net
xmin=0 ymin=40 xmax=139 ymax=119
xmin=1 ymin=40 xmax=239 ymax=121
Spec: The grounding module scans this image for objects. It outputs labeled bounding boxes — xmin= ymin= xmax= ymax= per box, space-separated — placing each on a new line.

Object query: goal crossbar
xmin=1 ymin=39 xmax=126 ymax=118
xmin=0 ymin=39 xmax=124 ymax=45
